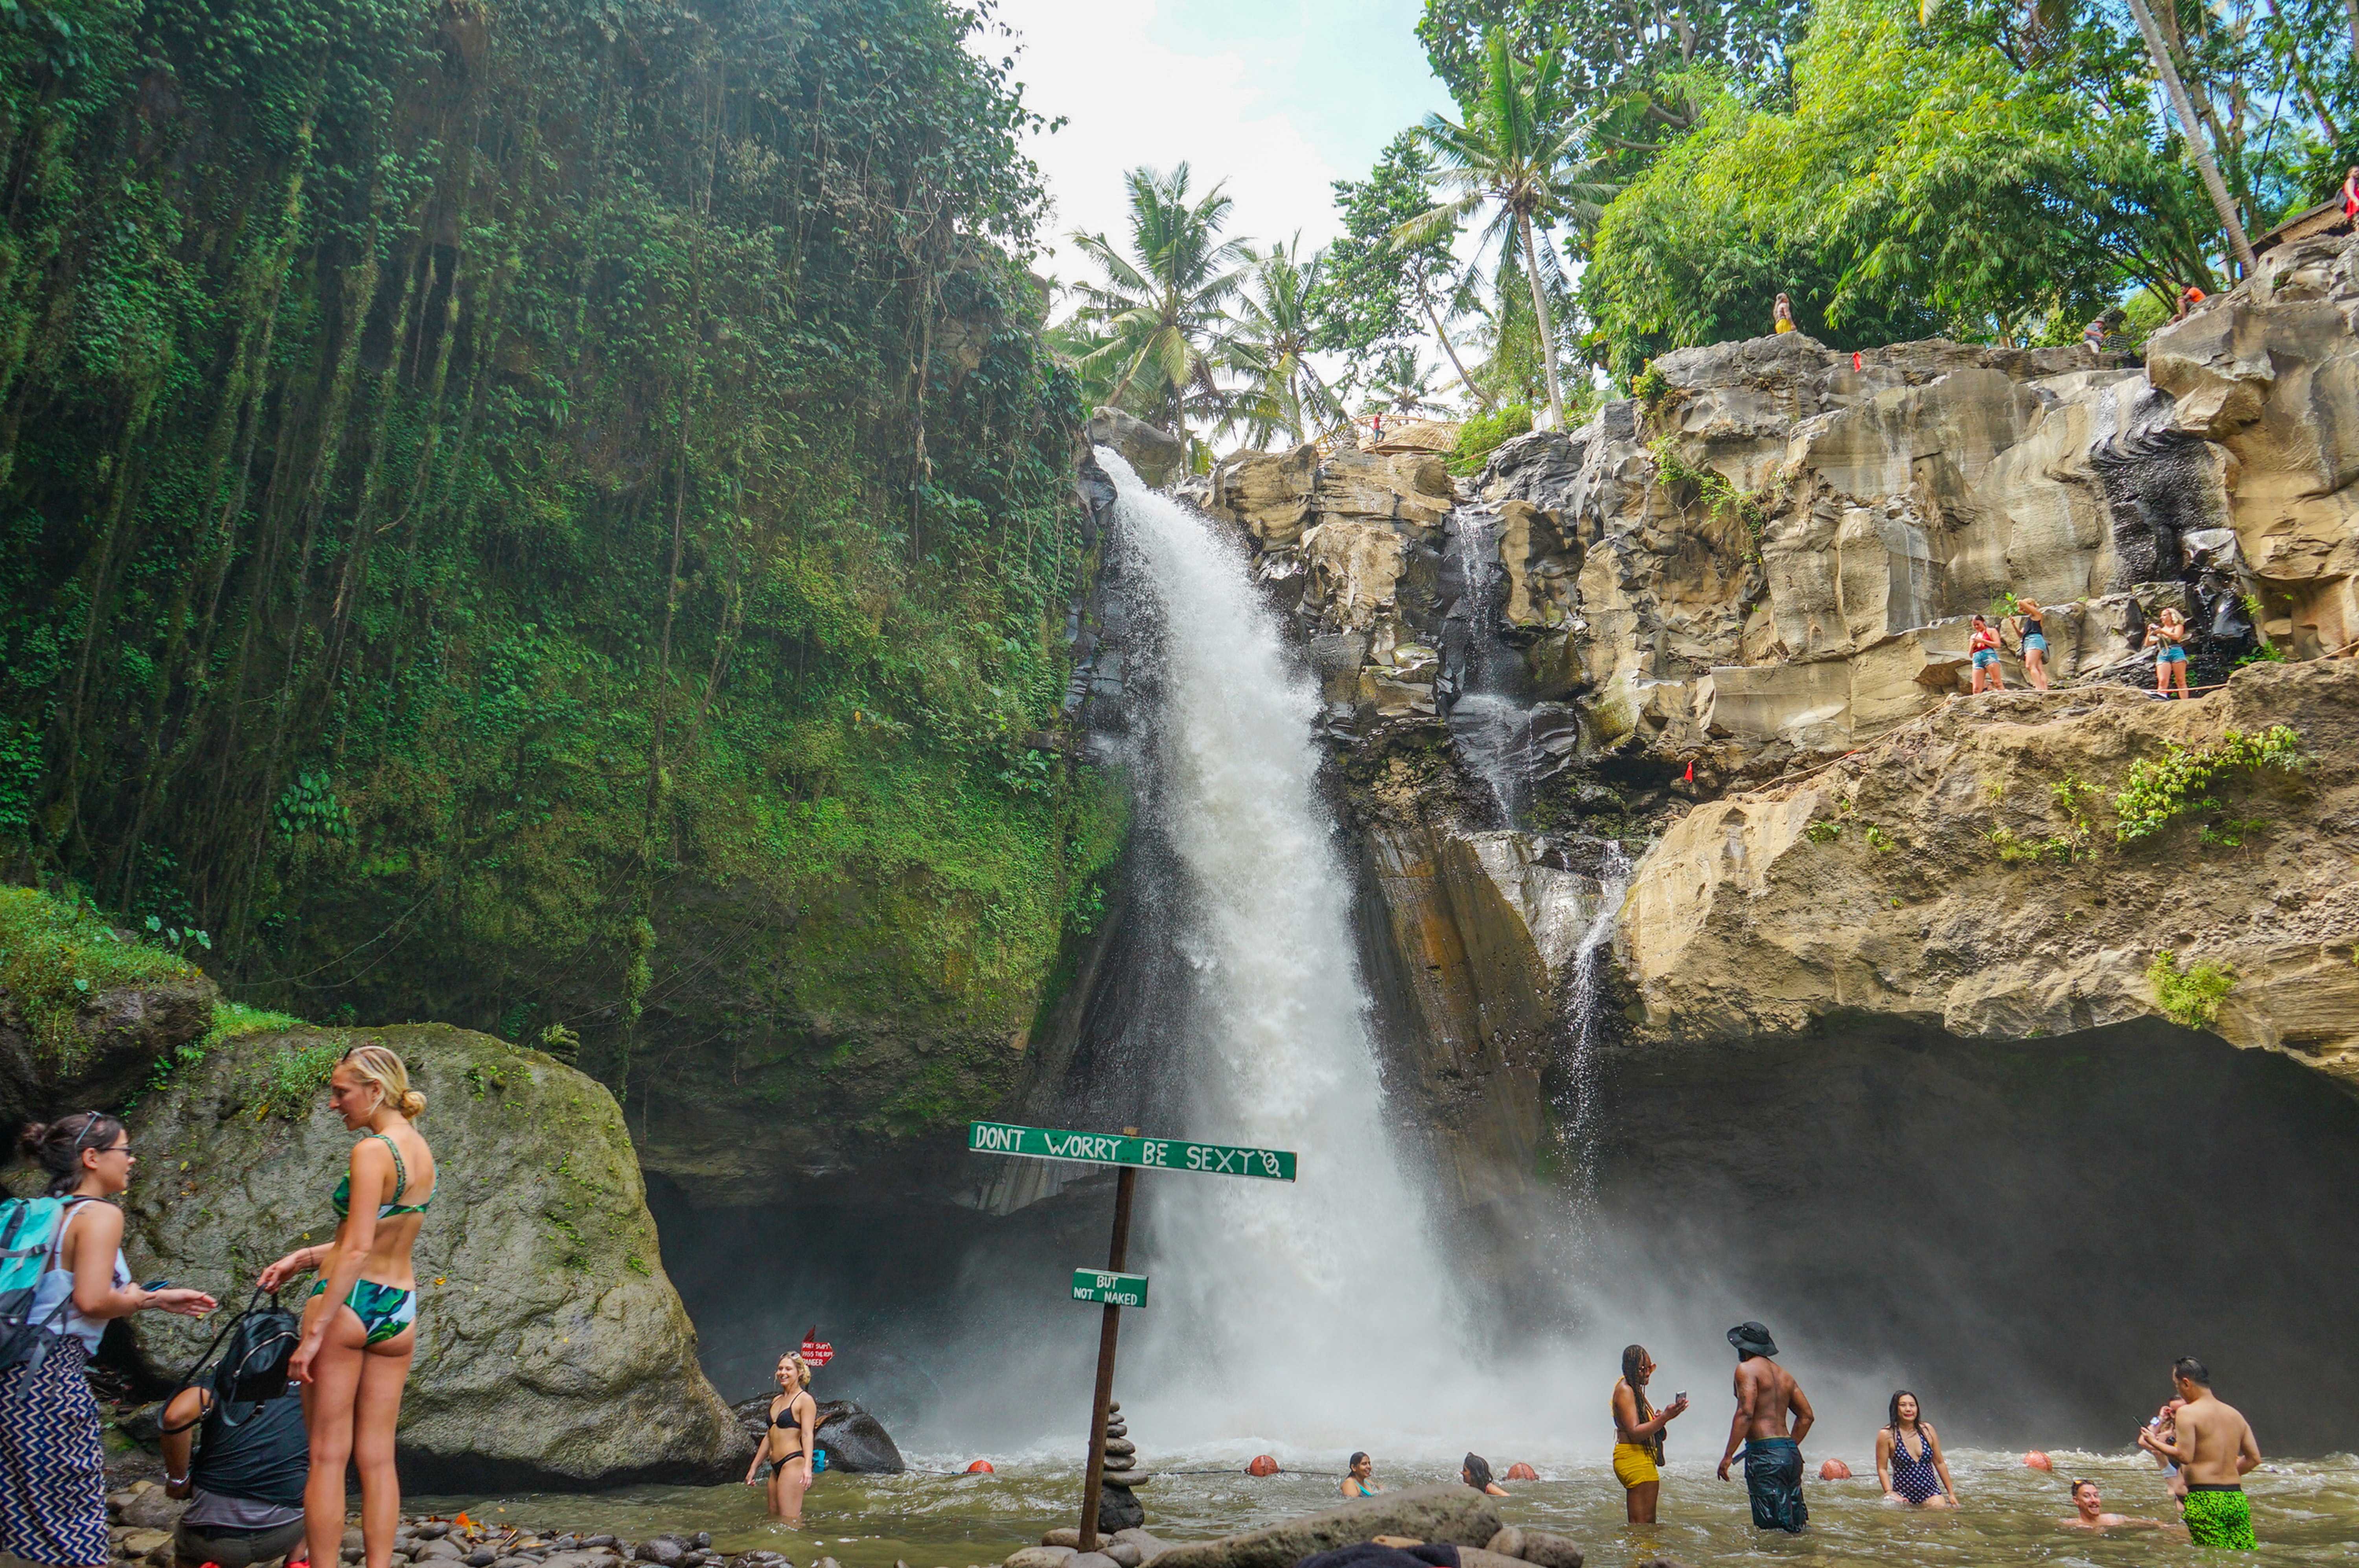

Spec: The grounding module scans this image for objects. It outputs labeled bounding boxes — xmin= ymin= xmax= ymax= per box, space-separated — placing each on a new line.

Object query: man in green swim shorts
xmin=2136 ymin=1357 xmax=2260 ymax=1548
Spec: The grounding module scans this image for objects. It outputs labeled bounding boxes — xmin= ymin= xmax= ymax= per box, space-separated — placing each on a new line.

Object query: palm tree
xmin=1362 ymin=348 xmax=1439 ymax=416
xmin=1225 ymin=237 xmax=1346 ymax=447
xmin=1398 ymin=28 xmax=1616 ymax=430
xmin=1069 ymin=164 xmax=1251 ymax=436
xmin=2116 ymin=0 xmax=2255 ymax=275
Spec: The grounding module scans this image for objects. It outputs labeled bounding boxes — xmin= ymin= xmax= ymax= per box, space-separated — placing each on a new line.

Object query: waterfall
xmin=1095 ymin=448 xmax=1468 ymax=1448
xmin=1557 ymin=841 xmax=1633 ymax=1208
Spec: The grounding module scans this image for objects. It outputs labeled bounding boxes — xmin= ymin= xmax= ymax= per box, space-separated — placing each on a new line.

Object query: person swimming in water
xmin=1874 ymin=1392 xmax=1958 ymax=1507
xmin=743 ymin=1352 xmax=817 ymax=1524
xmin=2058 ymin=1478 xmax=2167 ymax=1531
xmin=1611 ymin=1344 xmax=1689 ymax=1524
xmin=1461 ymin=1454 xmax=1509 ymax=1497
xmin=1340 ymin=1452 xmax=1382 ymax=1498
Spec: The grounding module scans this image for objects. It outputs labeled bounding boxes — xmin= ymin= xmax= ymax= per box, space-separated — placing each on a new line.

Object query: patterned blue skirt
xmin=0 ymin=1336 xmax=109 ymax=1566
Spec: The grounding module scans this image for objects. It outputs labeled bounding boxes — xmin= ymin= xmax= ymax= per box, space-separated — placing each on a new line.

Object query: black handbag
xmin=167 ymin=1288 xmax=300 ymax=1430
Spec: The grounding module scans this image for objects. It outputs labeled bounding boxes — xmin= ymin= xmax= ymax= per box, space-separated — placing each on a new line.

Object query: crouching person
xmin=161 ymin=1372 xmax=307 ymax=1568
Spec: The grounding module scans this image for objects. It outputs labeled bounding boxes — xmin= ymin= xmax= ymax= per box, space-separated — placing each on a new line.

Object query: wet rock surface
xmin=121 ymin=1024 xmax=738 ymax=1489
xmin=1142 ymin=1486 xmax=1504 ymax=1568
xmin=726 ymin=1396 xmax=906 ymax=1474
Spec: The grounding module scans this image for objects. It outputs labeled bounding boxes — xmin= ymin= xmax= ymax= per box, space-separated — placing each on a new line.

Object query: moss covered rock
xmin=121 ymin=1023 xmax=740 ymax=1489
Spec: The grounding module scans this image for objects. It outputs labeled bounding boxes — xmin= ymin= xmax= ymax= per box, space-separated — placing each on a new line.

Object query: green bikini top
xmin=332 ymin=1132 xmax=433 ymax=1220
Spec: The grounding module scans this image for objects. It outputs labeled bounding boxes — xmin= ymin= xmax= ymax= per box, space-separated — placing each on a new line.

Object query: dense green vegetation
xmin=0 ymin=0 xmax=1119 ymax=1130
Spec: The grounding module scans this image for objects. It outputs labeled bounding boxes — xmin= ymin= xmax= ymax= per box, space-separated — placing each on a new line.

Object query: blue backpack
xmin=0 ymin=1196 xmax=80 ymax=1375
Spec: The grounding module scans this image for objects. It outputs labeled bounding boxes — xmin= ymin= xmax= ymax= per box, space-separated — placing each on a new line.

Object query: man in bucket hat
xmin=1715 ymin=1322 xmax=1814 ymax=1533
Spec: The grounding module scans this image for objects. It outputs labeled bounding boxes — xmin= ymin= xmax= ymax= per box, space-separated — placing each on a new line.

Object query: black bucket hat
xmin=1728 ymin=1321 xmax=1778 ymax=1358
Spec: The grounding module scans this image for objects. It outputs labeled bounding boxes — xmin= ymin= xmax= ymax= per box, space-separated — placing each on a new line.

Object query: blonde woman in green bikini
xmin=258 ymin=1046 xmax=435 ymax=1568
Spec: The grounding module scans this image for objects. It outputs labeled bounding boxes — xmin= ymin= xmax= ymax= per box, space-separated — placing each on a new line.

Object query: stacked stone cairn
xmin=1097 ymin=1400 xmax=1146 ymax=1533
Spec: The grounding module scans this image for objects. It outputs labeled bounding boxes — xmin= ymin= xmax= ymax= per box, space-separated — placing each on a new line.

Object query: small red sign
xmin=800 ymin=1338 xmax=835 ymax=1367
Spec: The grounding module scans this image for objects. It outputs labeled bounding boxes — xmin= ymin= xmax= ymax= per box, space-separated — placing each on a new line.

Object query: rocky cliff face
xmin=1187 ymin=230 xmax=2359 ymax=1223
xmin=123 ymin=1025 xmax=740 ymax=1489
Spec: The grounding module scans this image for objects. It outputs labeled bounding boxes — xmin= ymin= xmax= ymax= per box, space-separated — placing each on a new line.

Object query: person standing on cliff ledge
xmin=1717 ymin=1322 xmax=1813 ymax=1533
xmin=2137 ymin=1357 xmax=2260 ymax=1549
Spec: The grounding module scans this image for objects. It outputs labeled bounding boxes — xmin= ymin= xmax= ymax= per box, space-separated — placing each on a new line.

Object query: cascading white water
xmin=1095 ymin=449 xmax=1478 ymax=1449
xmin=1557 ymin=842 xmax=1633 ymax=1208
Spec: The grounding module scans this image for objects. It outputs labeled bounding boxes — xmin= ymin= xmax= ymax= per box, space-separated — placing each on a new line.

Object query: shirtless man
xmin=1715 ymin=1321 xmax=1813 ymax=1533
xmin=2136 ymin=1357 xmax=2260 ymax=1549
xmin=2058 ymin=1478 xmax=2167 ymax=1532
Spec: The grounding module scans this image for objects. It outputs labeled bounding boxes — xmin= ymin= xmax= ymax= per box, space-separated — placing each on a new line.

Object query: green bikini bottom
xmin=309 ymin=1277 xmax=418 ymax=1345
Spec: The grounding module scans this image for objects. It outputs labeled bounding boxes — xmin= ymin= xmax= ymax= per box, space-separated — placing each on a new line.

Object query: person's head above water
xmin=1348 ymin=1452 xmax=1371 ymax=1478
xmin=1462 ymin=1454 xmax=1494 ymax=1491
xmin=1727 ymin=1321 xmax=1778 ymax=1360
xmin=2173 ymin=1355 xmax=2211 ymax=1395
xmin=1888 ymin=1390 xmax=1923 ymax=1430
xmin=2071 ymin=1479 xmax=2103 ymax=1519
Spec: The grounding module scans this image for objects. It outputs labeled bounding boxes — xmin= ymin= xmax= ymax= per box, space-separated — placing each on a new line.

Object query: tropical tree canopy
xmin=1227 ymin=238 xmax=1347 ymax=447
xmin=1068 ymin=164 xmax=1251 ymax=433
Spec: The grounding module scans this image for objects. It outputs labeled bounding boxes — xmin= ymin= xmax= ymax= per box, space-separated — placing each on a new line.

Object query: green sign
xmin=1071 ymin=1268 xmax=1149 ymax=1307
xmin=968 ymin=1121 xmax=1297 ymax=1182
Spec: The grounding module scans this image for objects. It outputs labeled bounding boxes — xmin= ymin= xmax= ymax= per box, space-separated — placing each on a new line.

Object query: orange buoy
xmin=1503 ymin=1463 xmax=1538 ymax=1481
xmin=1247 ymin=1455 xmax=1281 ymax=1476
xmin=2023 ymin=1450 xmax=2053 ymax=1471
xmin=1818 ymin=1459 xmax=1852 ymax=1480
xmin=966 ymin=1460 xmax=996 ymax=1474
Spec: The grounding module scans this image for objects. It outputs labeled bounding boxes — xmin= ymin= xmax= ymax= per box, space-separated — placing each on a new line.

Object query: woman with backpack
xmin=0 ymin=1113 xmax=217 ymax=1568
xmin=256 ymin=1046 xmax=434 ymax=1568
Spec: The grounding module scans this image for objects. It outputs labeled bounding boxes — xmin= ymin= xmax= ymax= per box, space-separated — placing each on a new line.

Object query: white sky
xmin=977 ymin=0 xmax=1457 ymax=294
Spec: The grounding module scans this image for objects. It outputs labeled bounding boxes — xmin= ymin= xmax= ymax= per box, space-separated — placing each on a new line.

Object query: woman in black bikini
xmin=743 ymin=1353 xmax=816 ymax=1524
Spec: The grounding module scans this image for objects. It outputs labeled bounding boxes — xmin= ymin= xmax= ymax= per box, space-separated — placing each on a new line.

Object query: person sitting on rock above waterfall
xmin=255 ymin=1045 xmax=436 ymax=1568
xmin=2146 ymin=607 xmax=2192 ymax=699
xmin=1969 ymin=614 xmax=2006 ymax=695
xmin=1340 ymin=1452 xmax=1382 ymax=1498
xmin=1717 ymin=1321 xmax=1813 ymax=1534
xmin=2136 ymin=1357 xmax=2260 ymax=1549
xmin=2008 ymin=598 xmax=2052 ymax=692
xmin=160 ymin=1368 xmax=308 ymax=1568
xmin=745 ymin=1352 xmax=818 ymax=1525
xmin=1873 ymin=1391 xmax=1959 ymax=1507
xmin=1461 ymin=1454 xmax=1510 ymax=1496
xmin=1611 ymin=1343 xmax=1689 ymax=1524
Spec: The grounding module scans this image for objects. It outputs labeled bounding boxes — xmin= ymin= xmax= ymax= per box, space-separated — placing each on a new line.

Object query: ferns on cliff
xmin=0 ymin=0 xmax=1105 ymax=1125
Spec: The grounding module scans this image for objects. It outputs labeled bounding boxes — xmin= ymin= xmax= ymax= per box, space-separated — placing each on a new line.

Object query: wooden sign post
xmin=968 ymin=1119 xmax=1297 ymax=1550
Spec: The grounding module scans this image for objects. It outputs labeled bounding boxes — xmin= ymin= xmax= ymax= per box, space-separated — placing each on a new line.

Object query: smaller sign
xmin=800 ymin=1338 xmax=835 ymax=1367
xmin=1070 ymin=1268 xmax=1149 ymax=1308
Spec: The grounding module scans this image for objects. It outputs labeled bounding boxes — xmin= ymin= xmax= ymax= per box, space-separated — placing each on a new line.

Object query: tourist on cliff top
xmin=1873 ymin=1391 xmax=1959 ymax=1507
xmin=1772 ymin=294 xmax=1797 ymax=335
xmin=2136 ymin=1357 xmax=2261 ymax=1549
xmin=1717 ymin=1321 xmax=1813 ymax=1534
xmin=2009 ymin=599 xmax=2052 ymax=692
xmin=1969 ymin=614 xmax=2006 ymax=694
xmin=2058 ymin=1478 xmax=2168 ymax=1532
xmin=746 ymin=1352 xmax=818 ymax=1524
xmin=1610 ymin=1344 xmax=1689 ymax=1524
xmin=1340 ymin=1452 xmax=1382 ymax=1498
xmin=2177 ymin=284 xmax=2208 ymax=319
xmin=2345 ymin=167 xmax=2359 ymax=222
xmin=1460 ymin=1454 xmax=1509 ymax=1496
xmin=0 ymin=1114 xmax=216 ymax=1568
xmin=2145 ymin=607 xmax=2192 ymax=698
xmin=159 ymin=1368 xmax=307 ymax=1568
xmin=256 ymin=1046 xmax=436 ymax=1568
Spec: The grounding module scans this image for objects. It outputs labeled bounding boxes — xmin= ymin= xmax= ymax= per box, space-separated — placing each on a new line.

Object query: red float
xmin=1246 ymin=1455 xmax=1281 ymax=1477
xmin=966 ymin=1460 xmax=996 ymax=1474
xmin=2023 ymin=1450 xmax=2053 ymax=1471
xmin=1818 ymin=1459 xmax=1852 ymax=1480
xmin=1503 ymin=1463 xmax=1538 ymax=1481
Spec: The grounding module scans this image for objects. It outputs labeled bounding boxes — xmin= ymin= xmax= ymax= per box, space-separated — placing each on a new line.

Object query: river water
xmin=420 ymin=1448 xmax=2359 ymax=1567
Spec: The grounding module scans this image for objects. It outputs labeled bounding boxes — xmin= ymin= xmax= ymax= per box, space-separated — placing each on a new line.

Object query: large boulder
xmin=727 ymin=1394 xmax=905 ymax=1473
xmin=121 ymin=1023 xmax=738 ymax=1489
xmin=0 ymin=886 xmax=219 ymax=1133
xmin=1088 ymin=408 xmax=1188 ymax=490
xmin=1146 ymin=1485 xmax=1502 ymax=1568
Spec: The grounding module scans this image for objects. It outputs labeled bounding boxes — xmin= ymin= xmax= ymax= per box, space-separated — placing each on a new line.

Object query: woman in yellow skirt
xmin=1612 ymin=1345 xmax=1690 ymax=1524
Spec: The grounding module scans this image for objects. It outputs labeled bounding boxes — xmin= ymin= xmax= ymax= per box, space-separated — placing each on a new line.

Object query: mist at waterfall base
xmin=648 ymin=453 xmax=2359 ymax=1475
